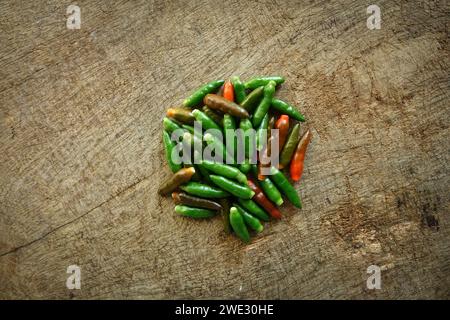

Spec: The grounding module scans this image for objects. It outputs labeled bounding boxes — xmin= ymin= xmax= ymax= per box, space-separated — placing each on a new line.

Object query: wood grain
xmin=0 ymin=0 xmax=449 ymax=299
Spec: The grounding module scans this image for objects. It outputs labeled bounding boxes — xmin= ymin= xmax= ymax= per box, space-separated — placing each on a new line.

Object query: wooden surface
xmin=0 ymin=0 xmax=449 ymax=299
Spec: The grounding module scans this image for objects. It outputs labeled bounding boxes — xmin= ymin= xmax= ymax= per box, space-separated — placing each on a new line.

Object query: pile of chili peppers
xmin=159 ymin=76 xmax=312 ymax=243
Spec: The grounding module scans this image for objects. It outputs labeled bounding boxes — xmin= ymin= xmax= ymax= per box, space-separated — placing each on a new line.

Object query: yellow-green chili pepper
xmin=240 ymin=86 xmax=263 ymax=113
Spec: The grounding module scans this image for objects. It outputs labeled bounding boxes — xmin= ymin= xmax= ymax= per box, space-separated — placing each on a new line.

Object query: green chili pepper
xmin=172 ymin=192 xmax=222 ymax=210
xmin=269 ymin=167 xmax=302 ymax=208
xmin=256 ymin=113 xmax=269 ymax=151
xmin=175 ymin=205 xmax=216 ymax=218
xmin=203 ymin=94 xmax=249 ymax=118
xmin=223 ymin=114 xmax=237 ymax=160
xmin=191 ymin=109 xmax=222 ymax=132
xmin=167 ymin=108 xmax=195 ymax=125
xmin=158 ymin=167 xmax=196 ymax=195
xmin=163 ymin=117 xmax=182 ymax=134
xmin=231 ymin=76 xmax=246 ymax=104
xmin=251 ymin=165 xmax=283 ymax=206
xmin=204 ymin=133 xmax=234 ymax=165
xmin=196 ymin=163 xmax=213 ymax=183
xmin=279 ymin=123 xmax=300 ymax=169
xmin=237 ymin=198 xmax=270 ymax=222
xmin=252 ymin=80 xmax=276 ymax=128
xmin=239 ymin=118 xmax=254 ymax=160
xmin=271 ymin=99 xmax=306 ymax=122
xmin=183 ymin=80 xmax=225 ymax=108
xmin=239 ymin=159 xmax=251 ymax=174
xmin=234 ymin=204 xmax=264 ymax=233
xmin=240 ymin=86 xmax=264 ymax=113
xmin=202 ymin=106 xmax=224 ymax=127
xmin=181 ymin=124 xmax=195 ymax=134
xmin=220 ymin=198 xmax=232 ymax=234
xmin=229 ymin=207 xmax=250 ymax=243
xmin=244 ymin=76 xmax=285 ymax=90
xmin=180 ymin=182 xmax=230 ymax=198
xmin=209 ymin=175 xmax=255 ymax=199
xmin=199 ymin=160 xmax=247 ymax=184
xmin=163 ymin=130 xmax=182 ymax=173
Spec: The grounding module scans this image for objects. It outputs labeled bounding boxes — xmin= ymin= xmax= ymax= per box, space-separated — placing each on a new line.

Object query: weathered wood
xmin=0 ymin=0 xmax=449 ymax=299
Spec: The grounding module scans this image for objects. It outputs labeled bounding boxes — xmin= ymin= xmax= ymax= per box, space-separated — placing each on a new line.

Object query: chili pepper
xmin=192 ymin=109 xmax=222 ymax=132
xmin=230 ymin=76 xmax=246 ymax=104
xmin=244 ymin=76 xmax=285 ymax=90
xmin=269 ymin=167 xmax=302 ymax=208
xmin=202 ymin=106 xmax=223 ymax=127
xmin=220 ymin=198 xmax=231 ymax=234
xmin=234 ymin=204 xmax=264 ymax=233
xmin=167 ymin=108 xmax=195 ymax=125
xmin=180 ymin=181 xmax=230 ymax=198
xmin=175 ymin=205 xmax=216 ymax=218
xmin=239 ymin=159 xmax=251 ymax=174
xmin=229 ymin=207 xmax=250 ymax=243
xmin=252 ymin=80 xmax=276 ymax=128
xmin=240 ymin=86 xmax=263 ymax=113
xmin=172 ymin=192 xmax=222 ymax=210
xmin=183 ymin=80 xmax=225 ymax=108
xmin=258 ymin=116 xmax=275 ymax=180
xmin=256 ymin=113 xmax=269 ymax=152
xmin=290 ymin=128 xmax=312 ymax=182
xmin=203 ymin=94 xmax=249 ymax=118
xmin=279 ymin=123 xmax=300 ymax=169
xmin=199 ymin=160 xmax=247 ymax=184
xmin=239 ymin=118 xmax=255 ymax=160
xmin=210 ymin=175 xmax=255 ymax=199
xmin=223 ymin=80 xmax=234 ymax=102
xmin=163 ymin=130 xmax=182 ymax=173
xmin=251 ymin=165 xmax=283 ymax=206
xmin=163 ymin=117 xmax=182 ymax=134
xmin=271 ymin=99 xmax=305 ymax=122
xmin=204 ymin=133 xmax=234 ymax=165
xmin=237 ymin=198 xmax=270 ymax=222
xmin=158 ymin=167 xmax=196 ymax=195
xmin=196 ymin=163 xmax=212 ymax=183
xmin=275 ymin=115 xmax=290 ymax=152
xmin=247 ymin=178 xmax=282 ymax=219
xmin=181 ymin=124 xmax=195 ymax=134
xmin=183 ymin=164 xmax=201 ymax=181
xmin=223 ymin=114 xmax=237 ymax=160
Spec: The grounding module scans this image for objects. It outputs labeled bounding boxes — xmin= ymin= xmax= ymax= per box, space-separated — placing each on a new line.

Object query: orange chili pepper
xmin=247 ymin=178 xmax=282 ymax=219
xmin=290 ymin=129 xmax=312 ymax=182
xmin=275 ymin=115 xmax=290 ymax=152
xmin=223 ymin=80 xmax=235 ymax=102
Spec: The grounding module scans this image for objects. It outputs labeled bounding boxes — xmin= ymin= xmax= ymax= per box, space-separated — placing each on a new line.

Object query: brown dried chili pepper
xmin=203 ymin=94 xmax=249 ymax=119
xmin=223 ymin=80 xmax=235 ymax=102
xmin=158 ymin=167 xmax=196 ymax=195
xmin=290 ymin=128 xmax=312 ymax=182
xmin=172 ymin=192 xmax=222 ymax=211
xmin=247 ymin=178 xmax=282 ymax=219
xmin=166 ymin=107 xmax=195 ymax=125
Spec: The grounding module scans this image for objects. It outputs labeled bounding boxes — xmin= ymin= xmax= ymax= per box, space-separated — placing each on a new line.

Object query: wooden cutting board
xmin=0 ymin=0 xmax=448 ymax=299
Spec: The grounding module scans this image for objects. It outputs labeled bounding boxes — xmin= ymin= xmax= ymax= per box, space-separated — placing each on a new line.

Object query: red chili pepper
xmin=247 ymin=178 xmax=282 ymax=219
xmin=290 ymin=129 xmax=312 ymax=182
xmin=275 ymin=115 xmax=290 ymax=152
xmin=223 ymin=80 xmax=235 ymax=102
